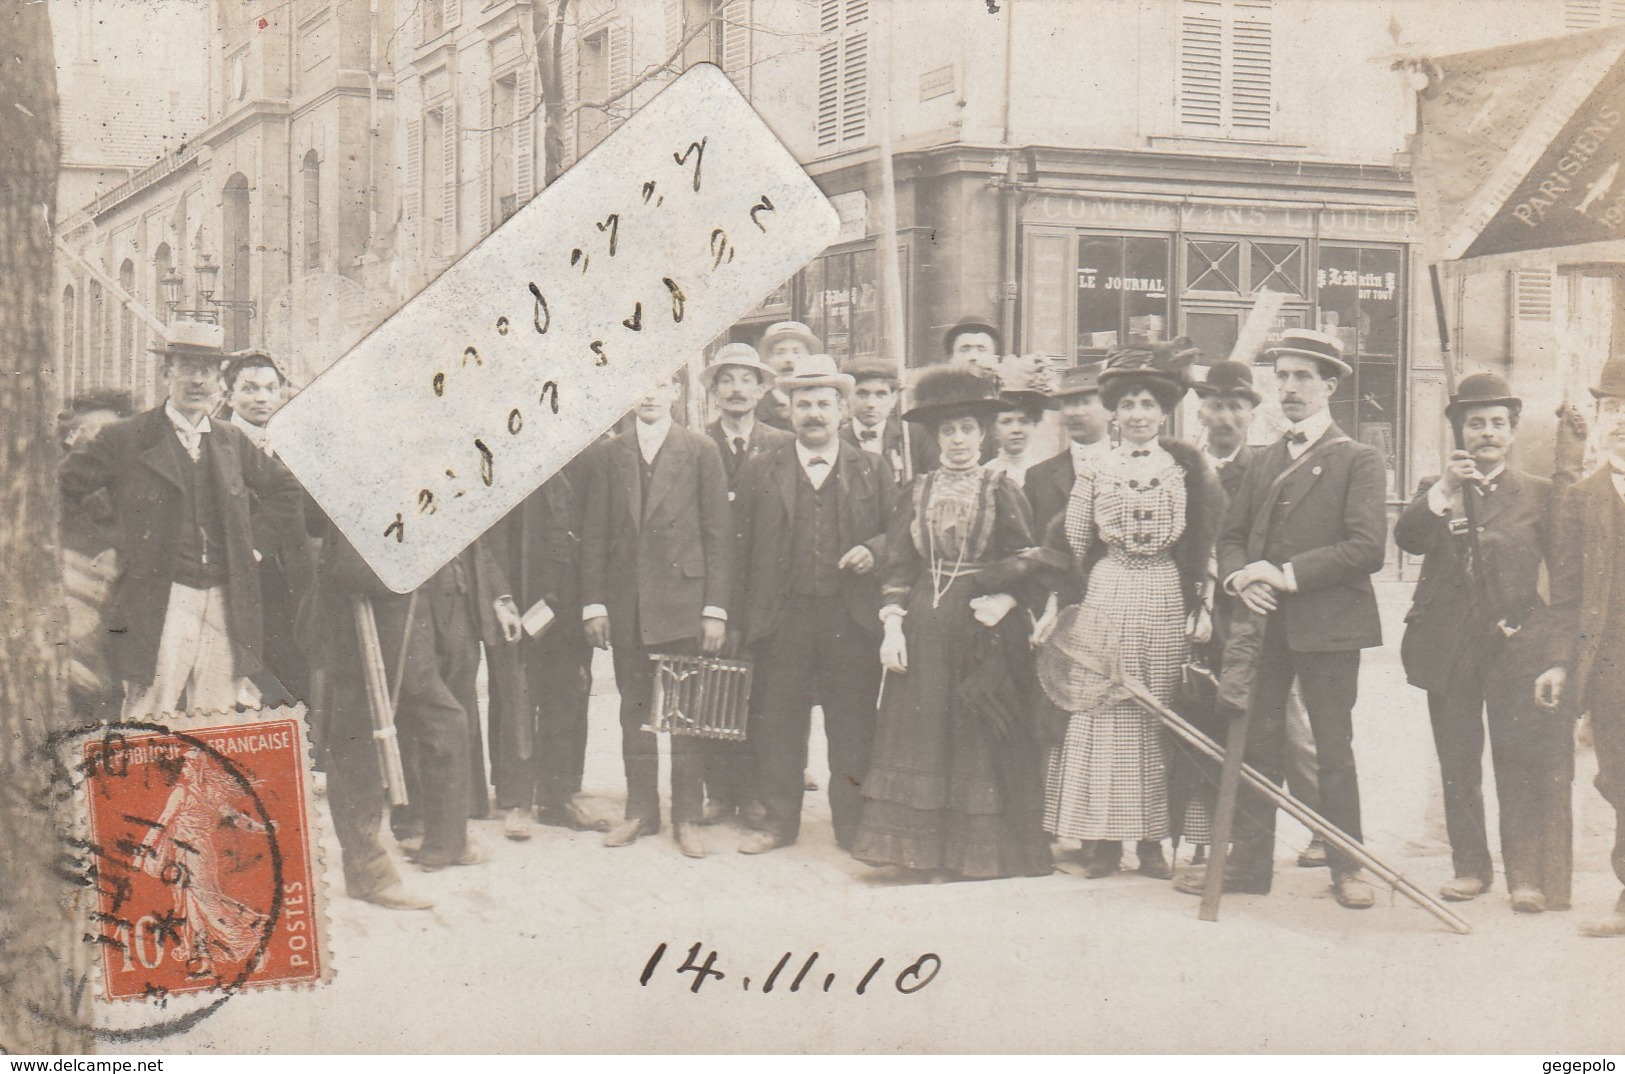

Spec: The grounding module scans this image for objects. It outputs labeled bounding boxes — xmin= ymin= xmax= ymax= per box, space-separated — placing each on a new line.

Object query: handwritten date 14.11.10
xmin=639 ymin=942 xmax=942 ymax=995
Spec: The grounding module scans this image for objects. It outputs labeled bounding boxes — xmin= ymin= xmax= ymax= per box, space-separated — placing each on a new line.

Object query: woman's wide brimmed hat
xmin=902 ymin=366 xmax=1014 ymax=425
xmin=1097 ymin=337 xmax=1200 ymax=408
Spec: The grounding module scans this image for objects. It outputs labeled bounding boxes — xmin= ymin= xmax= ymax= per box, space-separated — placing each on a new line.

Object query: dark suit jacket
xmin=1025 ymin=449 xmax=1075 ymax=536
xmin=60 ymin=405 xmax=306 ymax=686
xmin=1216 ymin=423 xmax=1386 ymax=652
xmin=1394 ymin=469 xmax=1552 ymax=694
xmin=839 ymin=418 xmax=931 ymax=485
xmin=732 ymin=440 xmax=894 ymax=645
xmin=496 ymin=452 xmax=593 ymax=624
xmin=707 ymin=418 xmax=792 ymax=494
xmin=581 ymin=425 xmax=734 ymax=648
xmin=425 ymin=537 xmax=509 ymax=650
xmin=1543 ymin=468 xmax=1625 ymax=710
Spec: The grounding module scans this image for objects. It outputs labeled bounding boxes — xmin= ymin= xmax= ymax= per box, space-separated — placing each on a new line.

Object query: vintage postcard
xmin=6 ymin=0 xmax=1625 ymax=1057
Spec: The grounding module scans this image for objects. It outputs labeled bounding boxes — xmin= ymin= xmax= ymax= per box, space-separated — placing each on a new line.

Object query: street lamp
xmin=161 ymin=266 xmax=185 ymax=318
xmin=195 ymin=253 xmax=221 ymax=302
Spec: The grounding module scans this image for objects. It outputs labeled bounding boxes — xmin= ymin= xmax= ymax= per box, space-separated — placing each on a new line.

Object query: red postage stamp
xmin=79 ymin=710 xmax=325 ymax=1002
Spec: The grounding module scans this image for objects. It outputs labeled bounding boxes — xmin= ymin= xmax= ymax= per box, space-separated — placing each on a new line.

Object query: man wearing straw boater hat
xmin=1397 ymin=372 xmax=1572 ymax=914
xmin=731 ymin=355 xmax=895 ymax=854
xmin=699 ymin=342 xmax=790 ymax=823
xmin=60 ymin=320 xmax=308 ymax=719
xmin=1537 ymin=356 xmax=1625 ymax=936
xmin=756 ymin=321 xmax=821 ymax=431
xmin=1185 ymin=328 xmax=1387 ymax=909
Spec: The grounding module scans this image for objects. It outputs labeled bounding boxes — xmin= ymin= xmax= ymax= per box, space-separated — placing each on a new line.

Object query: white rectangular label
xmin=270 ymin=64 xmax=838 ymax=592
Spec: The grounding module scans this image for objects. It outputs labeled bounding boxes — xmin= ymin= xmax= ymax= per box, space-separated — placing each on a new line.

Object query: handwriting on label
xmin=268 ymin=64 xmax=839 ymax=593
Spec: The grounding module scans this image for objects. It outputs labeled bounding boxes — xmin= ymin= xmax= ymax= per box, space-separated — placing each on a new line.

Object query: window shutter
xmin=1180 ymin=3 xmax=1223 ymax=129
xmin=442 ymin=106 xmax=458 ymax=257
xmin=404 ymin=116 xmax=423 ymax=254
xmin=562 ymin=31 xmax=578 ymax=167
xmin=816 ymin=38 xmax=839 ymax=148
xmin=1566 ymin=0 xmax=1603 ymax=28
xmin=478 ymin=85 xmax=492 ymax=235
xmin=665 ymin=0 xmax=684 ymax=55
xmin=1514 ymin=269 xmax=1554 ymax=323
xmin=516 ymin=62 xmax=536 ymax=199
xmin=609 ymin=18 xmax=633 ymax=99
xmin=1230 ymin=2 xmax=1272 ymax=133
xmin=840 ymin=12 xmax=867 ymax=143
xmin=443 ymin=0 xmax=459 ymax=32
xmin=721 ymin=0 xmax=752 ymax=96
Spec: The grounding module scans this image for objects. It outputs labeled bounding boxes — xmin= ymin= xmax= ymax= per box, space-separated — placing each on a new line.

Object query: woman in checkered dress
xmin=1036 ymin=342 xmax=1222 ymax=880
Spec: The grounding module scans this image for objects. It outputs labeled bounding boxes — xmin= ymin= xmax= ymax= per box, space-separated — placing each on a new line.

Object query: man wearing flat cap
xmin=756 ymin=321 xmax=821 ymax=431
xmin=1397 ymin=372 xmax=1570 ymax=914
xmin=61 ymin=321 xmax=308 ymax=718
xmin=1184 ymin=328 xmax=1387 ymax=909
xmin=1537 ymin=356 xmax=1625 ymax=936
xmin=700 ymin=342 xmax=791 ymax=821
xmin=840 ymin=357 xmax=929 ymax=486
xmin=731 ymin=355 xmax=894 ymax=853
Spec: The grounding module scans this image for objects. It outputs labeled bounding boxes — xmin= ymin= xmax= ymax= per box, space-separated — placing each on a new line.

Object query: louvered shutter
xmin=816 ymin=0 xmax=840 ymax=147
xmin=442 ymin=105 xmax=458 ymax=257
xmin=609 ymin=19 xmax=632 ymax=99
xmin=721 ymin=0 xmax=752 ymax=96
xmin=1230 ymin=1 xmax=1271 ymax=133
xmin=665 ymin=0 xmax=684 ymax=55
xmin=404 ymin=117 xmax=423 ymax=256
xmin=516 ymin=62 xmax=536 ymax=199
xmin=840 ymin=5 xmax=867 ymax=143
xmin=1179 ymin=2 xmax=1223 ymax=129
xmin=443 ymin=0 xmax=459 ymax=31
xmin=1566 ymin=0 xmax=1603 ymax=28
xmin=477 ymin=85 xmax=492 ymax=236
xmin=561 ymin=32 xmax=578 ymax=168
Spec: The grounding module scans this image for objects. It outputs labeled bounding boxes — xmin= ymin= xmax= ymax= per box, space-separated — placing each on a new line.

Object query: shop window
xmin=1317 ymin=244 xmax=1404 ymax=494
xmin=1185 ymin=239 xmax=1241 ymax=293
xmin=1250 ymin=240 xmax=1304 ymax=295
xmin=1076 ymin=235 xmax=1172 ymax=354
xmin=796 ymin=244 xmax=904 ymax=366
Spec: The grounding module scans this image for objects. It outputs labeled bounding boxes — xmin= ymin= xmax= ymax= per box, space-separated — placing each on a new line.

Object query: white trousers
xmin=122 ymin=583 xmax=251 ymax=719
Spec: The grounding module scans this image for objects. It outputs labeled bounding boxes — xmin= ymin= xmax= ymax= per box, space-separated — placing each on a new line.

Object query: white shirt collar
xmin=634 ymin=415 xmax=672 ymax=463
xmin=165 ymin=400 xmax=211 ymax=435
xmin=795 ymin=438 xmax=839 ymax=489
xmin=718 ymin=413 xmax=756 ymax=443
xmin=1070 ymin=438 xmax=1109 ymax=469
xmin=1287 ymin=408 xmax=1334 ymax=445
xmin=230 ymin=410 xmax=272 ymax=455
xmin=1206 ymin=443 xmax=1243 ymax=467
xmin=853 ymin=416 xmax=887 ymax=440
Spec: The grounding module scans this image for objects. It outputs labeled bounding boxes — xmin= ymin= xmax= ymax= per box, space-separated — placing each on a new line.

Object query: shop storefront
xmin=1021 ymin=194 xmax=1420 ymax=496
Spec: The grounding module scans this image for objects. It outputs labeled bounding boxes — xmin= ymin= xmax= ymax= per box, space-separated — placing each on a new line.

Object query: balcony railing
xmin=86 ymin=144 xmax=199 ymax=220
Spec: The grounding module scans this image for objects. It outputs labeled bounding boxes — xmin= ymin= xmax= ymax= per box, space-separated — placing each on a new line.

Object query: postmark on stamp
xmin=75 ymin=708 xmax=326 ymax=1006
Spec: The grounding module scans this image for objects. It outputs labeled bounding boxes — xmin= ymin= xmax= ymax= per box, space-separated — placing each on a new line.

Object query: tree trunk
xmin=0 ymin=0 xmax=94 ymax=1053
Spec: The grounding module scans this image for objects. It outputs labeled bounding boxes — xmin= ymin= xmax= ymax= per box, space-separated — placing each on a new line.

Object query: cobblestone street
xmin=104 ymin=580 xmax=1625 ymax=1053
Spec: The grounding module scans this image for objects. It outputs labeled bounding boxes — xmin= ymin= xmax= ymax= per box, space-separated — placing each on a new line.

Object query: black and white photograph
xmin=5 ymin=0 xmax=1625 ymax=1057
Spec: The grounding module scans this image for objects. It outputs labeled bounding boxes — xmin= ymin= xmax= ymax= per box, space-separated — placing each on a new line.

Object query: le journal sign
xmin=1029 ymin=196 xmax=1420 ymax=239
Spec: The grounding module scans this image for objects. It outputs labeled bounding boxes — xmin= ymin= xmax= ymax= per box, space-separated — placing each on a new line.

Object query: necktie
xmin=732 ymin=436 xmax=746 ymax=457
xmin=1284 ymin=429 xmax=1308 ymax=446
xmin=859 ymin=428 xmax=878 ymax=442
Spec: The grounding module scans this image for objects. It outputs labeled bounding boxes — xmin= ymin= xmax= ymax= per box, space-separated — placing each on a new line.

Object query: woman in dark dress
xmin=850 ymin=368 xmax=1055 ymax=881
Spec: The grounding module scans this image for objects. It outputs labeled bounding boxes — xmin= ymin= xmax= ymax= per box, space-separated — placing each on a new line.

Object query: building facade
xmin=55 ymin=0 xmax=1625 ymax=485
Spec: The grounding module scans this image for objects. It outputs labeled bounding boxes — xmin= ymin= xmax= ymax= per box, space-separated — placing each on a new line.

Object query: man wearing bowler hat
xmin=1536 ymin=356 xmax=1625 ymax=936
xmin=1181 ymin=328 xmax=1387 ymax=909
xmin=731 ymin=355 xmax=894 ymax=853
xmin=1398 ymin=372 xmax=1570 ymax=913
xmin=756 ymin=321 xmax=821 ymax=431
xmin=1024 ymin=361 xmax=1111 ymax=536
xmin=699 ymin=342 xmax=790 ymax=821
xmin=60 ymin=321 xmax=308 ymax=718
xmin=943 ymin=318 xmax=1002 ymax=371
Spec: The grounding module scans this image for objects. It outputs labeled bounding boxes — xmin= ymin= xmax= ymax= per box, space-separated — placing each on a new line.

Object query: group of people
xmin=55 ymin=311 xmax=1625 ymax=940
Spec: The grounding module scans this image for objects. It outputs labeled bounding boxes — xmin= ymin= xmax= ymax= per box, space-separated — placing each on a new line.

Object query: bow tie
xmin=858 ymin=428 xmax=878 ymax=442
xmin=1284 ymin=429 xmax=1309 ymax=446
xmin=806 ymin=457 xmax=830 ymax=468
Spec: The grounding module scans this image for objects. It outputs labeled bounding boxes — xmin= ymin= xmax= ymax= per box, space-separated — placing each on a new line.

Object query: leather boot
xmin=1081 ymin=840 xmax=1122 ymax=879
xmin=1136 ymin=840 xmax=1172 ymax=879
